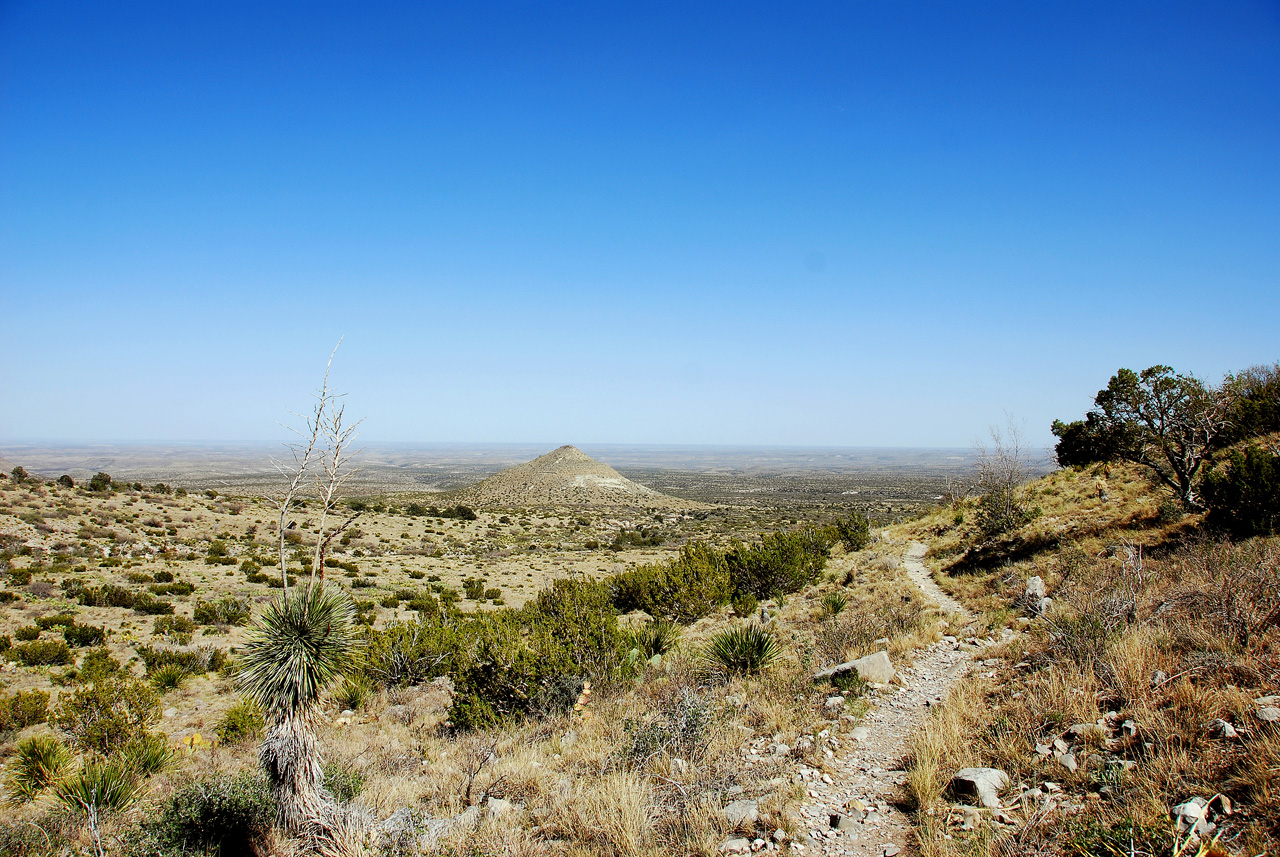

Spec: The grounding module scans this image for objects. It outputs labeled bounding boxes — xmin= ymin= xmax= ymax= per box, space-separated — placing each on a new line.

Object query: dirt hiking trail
xmin=792 ymin=541 xmax=983 ymax=857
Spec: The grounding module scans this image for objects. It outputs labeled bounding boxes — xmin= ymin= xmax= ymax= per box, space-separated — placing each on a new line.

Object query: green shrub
xmin=462 ymin=577 xmax=486 ymax=600
xmin=78 ymin=648 xmax=122 ymax=682
xmin=820 ymin=591 xmax=849 ymax=617
xmin=0 ymin=689 xmax=50 ymax=731
xmin=3 ymin=734 xmax=71 ymax=804
xmin=14 ymin=625 xmax=40 ymax=642
xmin=154 ymin=615 xmax=197 ymax=636
xmin=192 ymin=595 xmax=251 ymax=626
xmin=35 ymin=613 xmax=76 ymax=629
xmin=831 ymin=512 xmax=872 ymax=552
xmin=0 ymin=592 xmax=17 ymax=604
xmin=54 ymin=677 xmax=160 ymax=755
xmin=1204 ymin=445 xmax=1280 ymax=537
xmin=725 ymin=529 xmax=831 ymax=601
xmin=76 ymin=583 xmax=135 ymax=608
xmin=215 ymin=698 xmax=265 ymax=745
xmin=610 ymin=542 xmax=731 ymax=622
xmin=149 ymin=580 xmax=195 ymax=596
xmin=333 ymin=676 xmax=371 ymax=711
xmin=732 ymin=592 xmax=758 ymax=618
xmin=12 ymin=639 xmax=72 ymax=666
xmin=88 ymin=472 xmax=112 ymax=493
xmin=153 ymin=771 xmax=275 ymax=856
xmin=131 ymin=592 xmax=175 ymax=615
xmin=484 ymin=587 xmax=501 ymax=601
xmin=136 ymin=644 xmax=227 ymax=676
xmin=707 ymin=625 xmax=780 ymax=675
xmin=63 ymin=623 xmax=106 ymax=648
xmin=154 ymin=570 xmax=175 ymax=583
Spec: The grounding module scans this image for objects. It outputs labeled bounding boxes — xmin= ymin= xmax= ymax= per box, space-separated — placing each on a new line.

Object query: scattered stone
xmin=1055 ymin=753 xmax=1078 ymax=773
xmin=1151 ymin=670 xmax=1168 ymax=687
xmin=959 ymin=806 xmax=981 ymax=830
xmin=751 ymin=838 xmax=766 ymax=852
xmin=1171 ymin=797 xmax=1216 ymax=837
xmin=1122 ymin=719 xmax=1137 ymax=738
xmin=813 ymin=650 xmax=896 ymax=684
xmin=1256 ymin=695 xmax=1280 ymax=706
xmin=1034 ymin=743 xmax=1052 ymax=757
xmin=773 ymin=744 xmax=790 ymax=757
xmin=486 ymin=797 xmax=516 ymax=817
xmin=724 ymin=799 xmax=759 ymax=827
xmin=773 ymin=828 xmax=789 ymax=843
xmin=825 ymin=696 xmax=845 ymax=710
xmin=1256 ymin=706 xmax=1280 ymax=723
xmin=849 ymin=726 xmax=870 ymax=741
xmin=949 ymin=767 xmax=1009 ymax=809
xmin=1207 ymin=718 xmax=1239 ymax=739
xmin=1052 ymin=737 xmax=1069 ymax=753
xmin=831 ymin=814 xmax=858 ymax=831
xmin=883 ymin=844 xmax=901 ymax=856
xmin=1067 ymin=722 xmax=1105 ymax=741
xmin=671 ymin=758 xmax=688 ymax=773
xmin=720 ymin=837 xmax=752 ymax=854
xmin=163 ymin=707 xmax=177 ymax=718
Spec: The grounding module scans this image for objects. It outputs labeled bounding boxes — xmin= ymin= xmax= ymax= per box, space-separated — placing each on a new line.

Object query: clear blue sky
xmin=3 ymin=2 xmax=1277 ymax=447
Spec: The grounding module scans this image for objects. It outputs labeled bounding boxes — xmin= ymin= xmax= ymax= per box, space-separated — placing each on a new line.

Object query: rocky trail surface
xmin=790 ymin=542 xmax=982 ymax=857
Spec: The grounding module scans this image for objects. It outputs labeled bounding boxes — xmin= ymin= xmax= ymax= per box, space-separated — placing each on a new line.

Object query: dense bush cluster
xmin=1203 ymin=445 xmax=1280 ymax=537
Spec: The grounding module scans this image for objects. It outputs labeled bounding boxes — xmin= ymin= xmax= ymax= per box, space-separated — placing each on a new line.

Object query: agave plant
xmin=4 ymin=733 xmax=71 ymax=804
xmin=820 ymin=591 xmax=849 ymax=617
xmin=239 ymin=581 xmax=358 ymax=840
xmin=707 ymin=624 xmax=781 ymax=675
xmin=119 ymin=732 xmax=175 ymax=777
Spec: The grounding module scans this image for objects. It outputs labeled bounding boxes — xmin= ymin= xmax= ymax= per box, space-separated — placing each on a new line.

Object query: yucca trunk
xmin=259 ymin=715 xmax=335 ymax=837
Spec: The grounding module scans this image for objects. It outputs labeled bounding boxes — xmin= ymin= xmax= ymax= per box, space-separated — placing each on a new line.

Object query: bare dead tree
xmin=310 ymin=393 xmax=363 ymax=580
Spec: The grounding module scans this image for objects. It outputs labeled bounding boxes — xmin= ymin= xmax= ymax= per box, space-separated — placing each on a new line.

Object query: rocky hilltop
xmin=450 ymin=445 xmax=703 ymax=510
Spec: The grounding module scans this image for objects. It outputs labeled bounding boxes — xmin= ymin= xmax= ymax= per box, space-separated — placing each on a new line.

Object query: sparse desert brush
xmin=150 ymin=770 xmax=276 ymax=856
xmin=0 ymin=688 xmax=50 ymax=730
xmin=55 ymin=675 xmax=160 ymax=755
xmin=216 ymin=697 xmax=266 ymax=745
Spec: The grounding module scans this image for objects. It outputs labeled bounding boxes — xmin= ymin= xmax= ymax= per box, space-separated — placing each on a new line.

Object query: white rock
xmin=723 ymin=799 xmax=759 ymax=827
xmin=1256 ymin=706 xmax=1280 ymax=723
xmin=950 ymin=768 xmax=1010 ymax=809
xmin=720 ymin=837 xmax=752 ymax=854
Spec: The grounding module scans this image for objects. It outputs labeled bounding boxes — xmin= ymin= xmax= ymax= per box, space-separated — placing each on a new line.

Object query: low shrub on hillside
xmin=136 ymin=643 xmax=228 ymax=676
xmin=11 ymin=639 xmax=72 ymax=666
xmin=148 ymin=771 xmax=275 ymax=856
xmin=54 ymin=676 xmax=159 ymax=755
xmin=1204 ymin=445 xmax=1280 ymax=537
xmin=215 ymin=698 xmax=265 ymax=745
xmin=610 ymin=542 xmax=732 ymax=622
xmin=63 ymin=622 xmax=107 ymax=647
xmin=0 ymin=689 xmax=50 ymax=731
xmin=193 ymin=594 xmax=251 ymax=626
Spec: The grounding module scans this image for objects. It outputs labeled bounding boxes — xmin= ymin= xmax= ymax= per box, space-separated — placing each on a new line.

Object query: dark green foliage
xmin=975 ymin=486 xmax=1040 ymax=538
xmin=119 ymin=731 xmax=175 ymax=777
xmin=0 ymin=689 xmax=50 ymax=731
xmin=707 ymin=625 xmax=780 ymax=675
xmin=153 ymin=771 xmax=275 ymax=856
xmin=35 ymin=613 xmax=76 ymax=629
xmin=8 ymin=568 xmax=32 ymax=585
xmin=75 ymin=583 xmax=136 ymax=608
xmin=610 ymin=542 xmax=732 ymax=622
xmin=55 ymin=677 xmax=160 ymax=755
xmin=57 ymin=474 xmax=75 ymax=489
xmin=79 ymin=648 xmax=123 ymax=682
xmin=132 ymin=592 xmax=176 ymax=614
xmin=14 ymin=624 xmax=40 ymax=641
xmin=462 ymin=576 xmax=486 ymax=600
xmin=1049 ymin=415 xmax=1129 ymax=468
xmin=731 ymin=592 xmax=758 ymax=618
xmin=1204 ymin=445 xmax=1280 ymax=537
xmin=438 ymin=504 xmax=478 ymax=520
xmin=193 ymin=595 xmax=251 ymax=626
xmin=1220 ymin=362 xmax=1280 ymax=445
xmin=151 ymin=663 xmax=190 ymax=690
xmin=63 ymin=622 xmax=106 ymax=647
xmin=154 ymin=570 xmax=175 ymax=583
xmin=831 ymin=511 xmax=872 ymax=552
xmin=11 ymin=639 xmax=72 ymax=666
xmin=88 ymin=472 xmax=113 ymax=492
xmin=725 ymin=529 xmax=831 ymax=600
xmin=611 ymin=528 xmax=662 ymax=549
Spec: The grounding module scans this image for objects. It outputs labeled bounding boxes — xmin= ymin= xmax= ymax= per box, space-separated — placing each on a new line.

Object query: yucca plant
xmin=821 ymin=591 xmax=849 ymax=617
xmin=239 ymin=581 xmax=358 ymax=838
xmin=119 ymin=732 xmax=174 ymax=777
xmin=4 ymin=733 xmax=71 ymax=804
xmin=54 ymin=758 xmax=142 ymax=815
xmin=707 ymin=625 xmax=781 ymax=675
xmin=151 ymin=662 xmax=190 ymax=691
xmin=633 ymin=620 xmax=682 ymax=659
xmin=332 ymin=675 xmax=370 ymax=712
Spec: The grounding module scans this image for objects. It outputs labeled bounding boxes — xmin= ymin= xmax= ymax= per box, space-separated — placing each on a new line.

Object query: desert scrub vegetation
xmin=903 ymin=493 xmax=1280 ymax=854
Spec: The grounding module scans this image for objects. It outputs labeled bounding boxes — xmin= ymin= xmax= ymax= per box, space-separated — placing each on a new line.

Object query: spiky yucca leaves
xmin=707 ymin=624 xmax=781 ymax=675
xmin=633 ymin=620 xmax=682 ymax=659
xmin=820 ymin=591 xmax=849 ymax=617
xmin=239 ymin=582 xmax=358 ymax=722
xmin=4 ymin=733 xmax=71 ymax=804
xmin=150 ymin=662 xmax=190 ymax=691
xmin=54 ymin=758 xmax=142 ymax=815
xmin=239 ymin=582 xmax=359 ymax=845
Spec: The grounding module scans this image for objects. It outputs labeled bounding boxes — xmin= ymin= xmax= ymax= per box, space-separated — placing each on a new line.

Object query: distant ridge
xmin=450 ymin=445 xmax=704 ymax=510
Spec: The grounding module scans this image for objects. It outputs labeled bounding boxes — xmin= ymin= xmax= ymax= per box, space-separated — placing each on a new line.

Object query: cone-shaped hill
xmin=449 ymin=445 xmax=704 ymax=510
